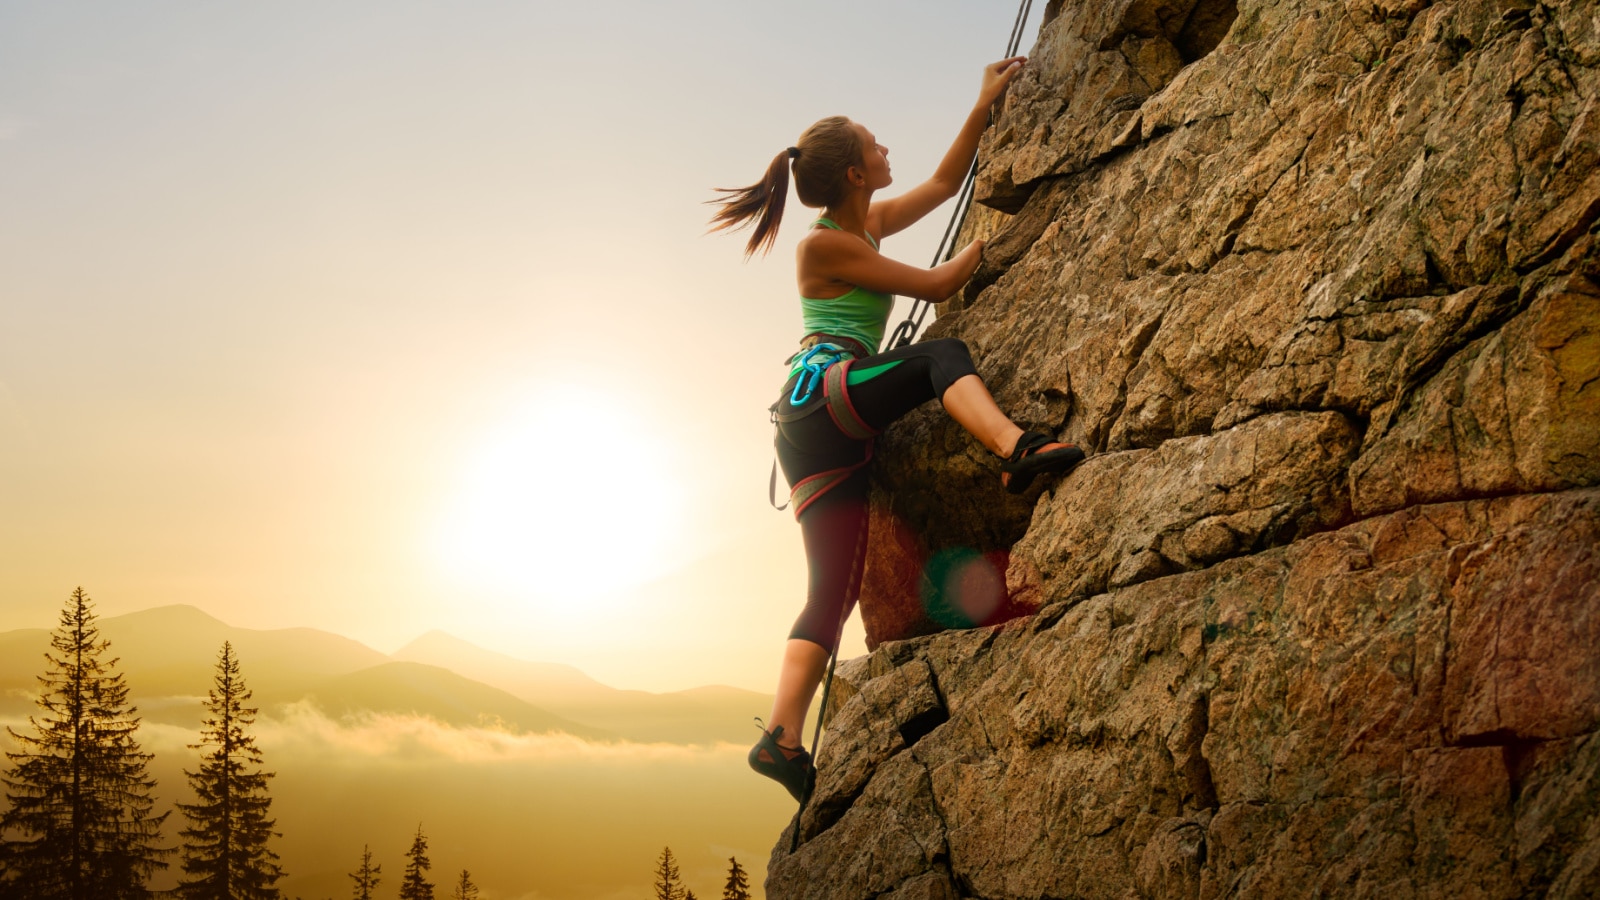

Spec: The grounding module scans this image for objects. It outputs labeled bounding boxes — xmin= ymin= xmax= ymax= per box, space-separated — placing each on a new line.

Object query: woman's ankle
xmin=994 ymin=425 xmax=1024 ymax=458
xmin=763 ymin=719 xmax=805 ymax=748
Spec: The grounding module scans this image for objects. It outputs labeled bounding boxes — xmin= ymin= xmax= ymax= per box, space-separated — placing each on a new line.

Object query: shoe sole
xmin=1004 ymin=445 xmax=1086 ymax=494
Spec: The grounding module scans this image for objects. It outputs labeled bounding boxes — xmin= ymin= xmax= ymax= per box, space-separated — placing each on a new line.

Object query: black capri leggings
xmin=773 ymin=337 xmax=979 ymax=651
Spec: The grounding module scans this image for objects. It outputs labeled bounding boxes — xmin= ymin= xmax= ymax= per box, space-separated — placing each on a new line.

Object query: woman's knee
xmin=922 ymin=338 xmax=978 ymax=395
xmin=786 ymin=620 xmax=839 ymax=653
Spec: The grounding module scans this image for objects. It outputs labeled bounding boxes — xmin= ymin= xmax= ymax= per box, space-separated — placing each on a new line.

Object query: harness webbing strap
xmin=824 ymin=360 xmax=878 ymax=441
xmin=787 ymin=442 xmax=872 ymax=519
xmin=769 ymin=459 xmax=789 ymax=511
xmin=788 ymin=470 xmax=838 ymax=517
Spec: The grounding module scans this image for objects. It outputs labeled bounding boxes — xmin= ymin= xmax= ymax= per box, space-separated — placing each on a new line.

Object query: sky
xmin=0 ymin=1 xmax=1046 ymax=693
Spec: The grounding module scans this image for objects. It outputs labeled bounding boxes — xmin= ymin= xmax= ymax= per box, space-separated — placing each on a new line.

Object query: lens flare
xmin=920 ymin=547 xmax=1006 ymax=629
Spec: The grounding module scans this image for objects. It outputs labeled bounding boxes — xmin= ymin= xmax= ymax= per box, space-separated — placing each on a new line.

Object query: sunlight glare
xmin=434 ymin=385 xmax=692 ymax=609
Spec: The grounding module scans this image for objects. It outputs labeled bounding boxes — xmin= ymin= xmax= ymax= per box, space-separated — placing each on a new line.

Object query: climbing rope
xmin=886 ymin=0 xmax=1035 ymax=351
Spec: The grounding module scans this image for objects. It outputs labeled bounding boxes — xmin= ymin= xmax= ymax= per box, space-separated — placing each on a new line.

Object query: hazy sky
xmin=1 ymin=1 xmax=1045 ymax=692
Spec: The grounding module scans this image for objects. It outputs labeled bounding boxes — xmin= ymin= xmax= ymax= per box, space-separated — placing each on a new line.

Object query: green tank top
xmin=791 ymin=218 xmax=893 ymax=374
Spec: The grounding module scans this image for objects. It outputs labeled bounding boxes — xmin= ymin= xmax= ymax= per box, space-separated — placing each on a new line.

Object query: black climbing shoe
xmin=1001 ymin=430 xmax=1086 ymax=494
xmin=748 ymin=721 xmax=814 ymax=802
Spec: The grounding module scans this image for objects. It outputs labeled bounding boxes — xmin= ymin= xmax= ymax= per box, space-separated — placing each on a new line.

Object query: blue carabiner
xmin=789 ymin=343 xmax=845 ymax=406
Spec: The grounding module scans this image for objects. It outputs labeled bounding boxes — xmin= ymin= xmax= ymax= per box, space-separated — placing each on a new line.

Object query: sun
xmin=433 ymin=385 xmax=692 ymax=608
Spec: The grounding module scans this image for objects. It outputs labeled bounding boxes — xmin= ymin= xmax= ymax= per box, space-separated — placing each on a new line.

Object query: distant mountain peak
xmin=106 ymin=604 xmax=231 ymax=629
xmin=392 ymin=631 xmax=607 ymax=690
xmin=397 ymin=629 xmax=477 ymax=653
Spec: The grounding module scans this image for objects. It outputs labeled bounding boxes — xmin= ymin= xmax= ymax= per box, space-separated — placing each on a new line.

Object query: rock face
xmin=768 ymin=0 xmax=1600 ymax=894
xmin=774 ymin=492 xmax=1600 ymax=898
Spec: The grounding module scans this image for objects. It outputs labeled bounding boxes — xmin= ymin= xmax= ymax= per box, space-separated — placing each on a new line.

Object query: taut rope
xmin=885 ymin=0 xmax=1035 ymax=350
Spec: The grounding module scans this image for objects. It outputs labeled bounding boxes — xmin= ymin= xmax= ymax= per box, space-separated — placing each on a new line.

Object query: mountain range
xmin=0 ymin=604 xmax=771 ymax=744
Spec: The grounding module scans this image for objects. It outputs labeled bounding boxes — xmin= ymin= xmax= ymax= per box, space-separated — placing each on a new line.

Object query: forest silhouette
xmin=0 ymin=590 xmax=789 ymax=899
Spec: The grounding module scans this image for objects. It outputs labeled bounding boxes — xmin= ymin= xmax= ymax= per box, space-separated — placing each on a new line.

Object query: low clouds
xmin=2 ymin=700 xmax=783 ymax=900
xmin=132 ymin=700 xmax=746 ymax=767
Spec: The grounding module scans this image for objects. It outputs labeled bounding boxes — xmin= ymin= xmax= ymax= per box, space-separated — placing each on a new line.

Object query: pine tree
xmin=398 ymin=826 xmax=433 ymax=900
xmin=0 ymin=843 xmax=15 ymax=900
xmin=347 ymin=845 xmax=381 ymax=900
xmin=448 ymin=869 xmax=477 ymax=900
xmin=685 ymin=891 xmax=698 ymax=900
xmin=652 ymin=847 xmax=684 ymax=900
xmin=0 ymin=587 xmax=170 ymax=900
xmin=721 ymin=856 xmax=750 ymax=900
xmin=175 ymin=641 xmax=284 ymax=900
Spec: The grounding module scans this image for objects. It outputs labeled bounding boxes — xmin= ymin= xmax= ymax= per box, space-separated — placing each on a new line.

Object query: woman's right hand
xmin=921 ymin=238 xmax=979 ymax=297
xmin=978 ymin=57 xmax=1026 ymax=109
xmin=956 ymin=239 xmax=986 ymax=280
xmin=801 ymin=233 xmax=986 ymax=302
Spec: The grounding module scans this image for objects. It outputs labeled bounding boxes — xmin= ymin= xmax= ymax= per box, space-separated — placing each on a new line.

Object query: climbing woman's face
xmin=853 ymin=123 xmax=893 ymax=191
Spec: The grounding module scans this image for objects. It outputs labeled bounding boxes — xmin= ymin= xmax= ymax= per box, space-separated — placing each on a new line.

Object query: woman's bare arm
xmin=800 ymin=230 xmax=984 ymax=302
xmin=868 ymin=57 xmax=1026 ymax=240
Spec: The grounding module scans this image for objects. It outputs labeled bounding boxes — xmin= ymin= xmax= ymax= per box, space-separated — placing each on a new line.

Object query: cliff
xmin=767 ymin=0 xmax=1600 ymax=895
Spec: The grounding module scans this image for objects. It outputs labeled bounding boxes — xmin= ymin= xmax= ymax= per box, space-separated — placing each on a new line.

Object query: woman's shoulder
xmin=797 ymin=223 xmax=877 ymax=297
xmin=797 ymin=227 xmax=874 ymax=278
xmin=798 ymin=221 xmax=878 ymax=252
xmin=796 ymin=222 xmax=846 ymax=251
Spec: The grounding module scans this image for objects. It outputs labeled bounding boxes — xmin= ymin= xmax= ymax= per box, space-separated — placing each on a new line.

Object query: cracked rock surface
xmin=858 ymin=0 xmax=1599 ymax=647
xmin=771 ymin=490 xmax=1600 ymax=898
xmin=770 ymin=0 xmax=1600 ymax=893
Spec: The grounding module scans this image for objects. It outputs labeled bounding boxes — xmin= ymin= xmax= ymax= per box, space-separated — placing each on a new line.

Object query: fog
xmin=2 ymin=706 xmax=793 ymax=899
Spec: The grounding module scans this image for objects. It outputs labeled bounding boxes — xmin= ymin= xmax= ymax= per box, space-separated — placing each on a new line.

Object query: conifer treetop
xmin=722 ymin=856 xmax=751 ymax=900
xmin=450 ymin=868 xmax=479 ymax=900
xmin=176 ymin=640 xmax=283 ymax=900
xmin=653 ymin=846 xmax=685 ymax=900
xmin=1 ymin=586 xmax=170 ymax=900
xmin=349 ymin=844 xmax=382 ymax=900
xmin=399 ymin=824 xmax=435 ymax=900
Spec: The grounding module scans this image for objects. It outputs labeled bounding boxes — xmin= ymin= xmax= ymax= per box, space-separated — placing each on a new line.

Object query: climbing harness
xmin=768 ymin=341 xmax=879 ymax=515
xmin=885 ymin=0 xmax=1036 ymax=351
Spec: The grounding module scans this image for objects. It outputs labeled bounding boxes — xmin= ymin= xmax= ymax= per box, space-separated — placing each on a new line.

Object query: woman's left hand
xmin=978 ymin=56 xmax=1027 ymax=108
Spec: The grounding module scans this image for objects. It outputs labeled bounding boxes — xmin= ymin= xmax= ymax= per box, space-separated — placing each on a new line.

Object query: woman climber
xmin=708 ymin=57 xmax=1086 ymax=802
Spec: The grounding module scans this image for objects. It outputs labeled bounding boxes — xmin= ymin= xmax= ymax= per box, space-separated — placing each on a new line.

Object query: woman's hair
xmin=707 ymin=116 xmax=866 ymax=257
